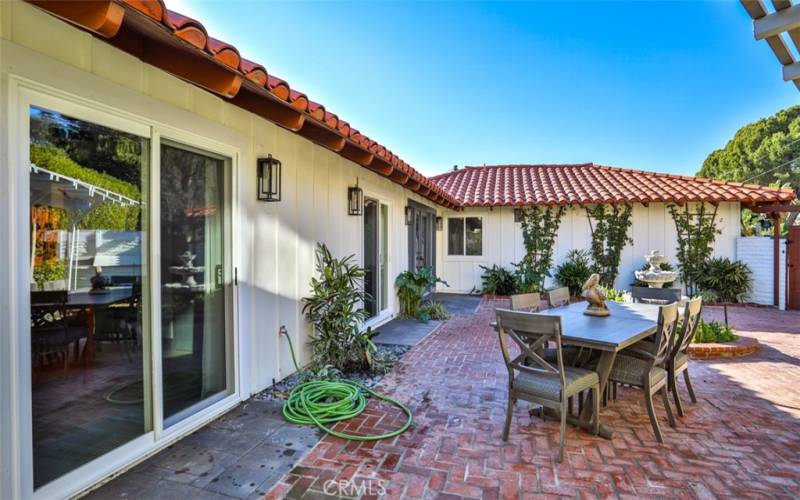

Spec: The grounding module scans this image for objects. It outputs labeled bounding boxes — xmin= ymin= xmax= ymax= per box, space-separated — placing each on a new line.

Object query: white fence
xmin=736 ymin=237 xmax=786 ymax=310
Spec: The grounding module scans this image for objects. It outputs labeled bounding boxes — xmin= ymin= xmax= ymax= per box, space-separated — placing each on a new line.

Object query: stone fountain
xmin=634 ymin=250 xmax=677 ymax=288
xmin=167 ymin=250 xmax=204 ymax=290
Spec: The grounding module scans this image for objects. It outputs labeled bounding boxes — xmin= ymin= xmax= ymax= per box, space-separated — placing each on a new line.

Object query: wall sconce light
xmin=257 ymin=154 xmax=281 ymax=202
xmin=348 ymin=181 xmax=363 ymax=216
xmin=513 ymin=208 xmax=523 ymax=223
xmin=404 ymin=206 xmax=414 ymax=225
xmin=436 ymin=216 xmax=443 ymax=231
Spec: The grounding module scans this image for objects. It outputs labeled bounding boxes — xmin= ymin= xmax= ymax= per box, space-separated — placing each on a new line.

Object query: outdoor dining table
xmin=492 ymin=300 xmax=661 ymax=439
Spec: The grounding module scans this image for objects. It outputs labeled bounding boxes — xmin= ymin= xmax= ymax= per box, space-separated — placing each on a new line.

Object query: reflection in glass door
xmin=28 ymin=106 xmax=150 ymax=489
xmin=160 ymin=143 xmax=230 ymax=426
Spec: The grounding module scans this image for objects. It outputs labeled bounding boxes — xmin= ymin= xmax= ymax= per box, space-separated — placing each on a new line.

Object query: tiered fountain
xmin=634 ymin=250 xmax=677 ymax=288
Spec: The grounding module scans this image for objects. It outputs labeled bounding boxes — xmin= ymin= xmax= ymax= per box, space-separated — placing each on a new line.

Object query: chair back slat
xmin=496 ymin=308 xmax=566 ymax=387
xmin=547 ymin=287 xmax=570 ymax=308
xmin=631 ymin=286 xmax=680 ymax=304
xmin=652 ymin=302 xmax=679 ymax=366
xmin=510 ymin=293 xmax=541 ymax=311
xmin=673 ymin=297 xmax=702 ymax=357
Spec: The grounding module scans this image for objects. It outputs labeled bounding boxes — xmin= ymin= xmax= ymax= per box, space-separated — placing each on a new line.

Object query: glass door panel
xmin=380 ymin=204 xmax=389 ymax=312
xmin=28 ymin=106 xmax=150 ymax=489
xmin=159 ymin=143 xmax=230 ymax=426
xmin=363 ymin=198 xmax=378 ymax=318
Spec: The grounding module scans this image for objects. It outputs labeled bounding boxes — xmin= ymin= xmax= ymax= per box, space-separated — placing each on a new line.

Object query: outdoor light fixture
xmin=348 ymin=181 xmax=363 ymax=216
xmin=257 ymin=154 xmax=281 ymax=202
xmin=514 ymin=208 xmax=523 ymax=223
xmin=436 ymin=216 xmax=443 ymax=231
xmin=405 ymin=206 xmax=414 ymax=225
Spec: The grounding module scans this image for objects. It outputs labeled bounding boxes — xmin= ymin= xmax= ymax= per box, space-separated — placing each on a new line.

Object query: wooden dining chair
xmin=668 ymin=297 xmax=702 ymax=416
xmin=510 ymin=293 xmax=541 ymax=312
xmin=496 ymin=309 xmax=600 ymax=461
xmin=547 ymin=287 xmax=570 ymax=308
xmin=602 ymin=302 xmax=679 ymax=442
xmin=631 ymin=286 xmax=680 ymax=304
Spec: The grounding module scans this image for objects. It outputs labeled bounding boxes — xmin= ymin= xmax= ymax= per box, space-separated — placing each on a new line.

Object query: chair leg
xmin=683 ymin=369 xmax=697 ymax=404
xmin=578 ymin=392 xmax=584 ymax=415
xmin=592 ymin=385 xmax=600 ymax=436
xmin=602 ymin=384 xmax=608 ymax=407
xmin=612 ymin=382 xmax=617 ymax=400
xmin=644 ymin=389 xmax=663 ymax=443
xmin=503 ymin=396 xmax=515 ymax=441
xmin=660 ymin=386 xmax=675 ymax=428
xmin=672 ymin=373 xmax=684 ymax=417
xmin=558 ymin=401 xmax=567 ymax=462
xmin=568 ymin=396 xmax=574 ymax=416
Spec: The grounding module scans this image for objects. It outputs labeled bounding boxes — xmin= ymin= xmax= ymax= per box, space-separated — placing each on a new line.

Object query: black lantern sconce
xmin=348 ymin=181 xmax=363 ymax=216
xmin=404 ymin=206 xmax=414 ymax=226
xmin=257 ymin=154 xmax=281 ymax=202
xmin=436 ymin=216 xmax=443 ymax=231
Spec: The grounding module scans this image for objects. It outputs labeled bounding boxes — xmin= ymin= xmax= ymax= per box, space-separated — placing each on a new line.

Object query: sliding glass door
xmin=159 ymin=143 xmax=231 ymax=427
xmin=363 ymin=198 xmax=389 ymax=320
xmin=24 ymin=96 xmax=235 ymax=494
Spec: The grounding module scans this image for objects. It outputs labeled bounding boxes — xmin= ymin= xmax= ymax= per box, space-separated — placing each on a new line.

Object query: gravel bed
xmin=254 ymin=343 xmax=410 ymax=401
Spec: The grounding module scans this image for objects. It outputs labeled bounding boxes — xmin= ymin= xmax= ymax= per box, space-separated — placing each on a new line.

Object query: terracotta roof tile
xmin=430 ymin=164 xmax=796 ymax=207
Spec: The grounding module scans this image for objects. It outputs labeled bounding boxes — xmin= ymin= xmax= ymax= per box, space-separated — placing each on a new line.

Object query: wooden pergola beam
xmin=754 ymin=3 xmax=800 ymax=39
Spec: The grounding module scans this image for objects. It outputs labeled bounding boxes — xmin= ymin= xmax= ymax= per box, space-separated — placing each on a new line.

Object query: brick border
xmin=688 ymin=335 xmax=759 ymax=359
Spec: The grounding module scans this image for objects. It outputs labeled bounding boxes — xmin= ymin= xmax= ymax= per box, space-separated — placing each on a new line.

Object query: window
xmin=447 ymin=217 xmax=482 ymax=256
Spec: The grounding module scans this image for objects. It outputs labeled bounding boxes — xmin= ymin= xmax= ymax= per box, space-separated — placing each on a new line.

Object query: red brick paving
xmin=267 ymin=301 xmax=800 ymax=499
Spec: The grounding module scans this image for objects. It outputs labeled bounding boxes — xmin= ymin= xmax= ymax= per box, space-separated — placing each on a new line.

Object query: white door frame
xmin=362 ymin=192 xmax=393 ymax=327
xmin=5 ymin=75 xmax=245 ymax=500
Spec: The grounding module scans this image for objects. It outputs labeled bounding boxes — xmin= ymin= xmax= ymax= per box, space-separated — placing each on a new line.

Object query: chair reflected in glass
xmin=31 ymin=291 xmax=88 ymax=380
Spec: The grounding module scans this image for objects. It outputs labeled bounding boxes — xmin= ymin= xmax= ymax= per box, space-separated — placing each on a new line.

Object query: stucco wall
xmin=736 ymin=237 xmax=786 ymax=310
xmin=0 ymin=0 xmax=441 ymax=400
xmin=435 ymin=202 xmax=741 ymax=293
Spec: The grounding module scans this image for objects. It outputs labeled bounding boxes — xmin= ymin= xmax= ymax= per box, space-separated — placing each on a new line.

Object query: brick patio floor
xmin=267 ymin=301 xmax=800 ymax=499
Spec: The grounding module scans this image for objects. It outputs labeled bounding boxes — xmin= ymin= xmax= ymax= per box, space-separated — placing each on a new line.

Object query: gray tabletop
xmin=535 ymin=301 xmax=659 ymax=351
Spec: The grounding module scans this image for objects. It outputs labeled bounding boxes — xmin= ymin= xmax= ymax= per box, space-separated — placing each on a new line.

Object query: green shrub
xmin=696 ymin=257 xmax=752 ymax=303
xmin=696 ymin=289 xmax=719 ymax=304
xmin=692 ymin=319 xmax=737 ymax=344
xmin=554 ymin=249 xmax=593 ymax=296
xmin=395 ymin=267 xmax=447 ymax=319
xmin=478 ymin=264 xmax=517 ymax=296
xmin=633 ymin=261 xmax=675 ymax=288
xmin=302 ymin=243 xmax=376 ymax=372
xmin=418 ymin=300 xmax=450 ymax=322
xmin=33 ymin=259 xmax=66 ymax=289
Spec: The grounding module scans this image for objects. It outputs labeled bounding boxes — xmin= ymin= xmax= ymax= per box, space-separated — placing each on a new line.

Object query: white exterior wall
xmin=436 ymin=202 xmax=741 ymax=293
xmin=736 ymin=237 xmax=787 ymax=310
xmin=0 ymin=3 xmax=439 ymax=497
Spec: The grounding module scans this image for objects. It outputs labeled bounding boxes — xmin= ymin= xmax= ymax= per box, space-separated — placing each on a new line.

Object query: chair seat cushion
xmin=607 ymin=354 xmax=665 ymax=387
xmin=514 ymin=367 xmax=598 ymax=400
xmin=542 ymin=346 xmax=580 ymax=365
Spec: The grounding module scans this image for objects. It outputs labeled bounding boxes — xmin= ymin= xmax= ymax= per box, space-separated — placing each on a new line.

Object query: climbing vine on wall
xmin=585 ymin=204 xmax=633 ymax=288
xmin=668 ymin=203 xmax=721 ymax=297
xmin=513 ymin=205 xmax=565 ymax=293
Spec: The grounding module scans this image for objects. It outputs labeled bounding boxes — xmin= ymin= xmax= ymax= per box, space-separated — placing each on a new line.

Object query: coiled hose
xmin=280 ymin=328 xmax=412 ymax=441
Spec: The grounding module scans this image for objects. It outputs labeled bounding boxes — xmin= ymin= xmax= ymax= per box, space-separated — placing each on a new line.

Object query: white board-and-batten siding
xmin=435 ymin=202 xmax=741 ymax=293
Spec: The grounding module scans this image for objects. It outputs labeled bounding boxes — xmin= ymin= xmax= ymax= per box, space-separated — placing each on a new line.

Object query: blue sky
xmin=170 ymin=1 xmax=798 ymax=177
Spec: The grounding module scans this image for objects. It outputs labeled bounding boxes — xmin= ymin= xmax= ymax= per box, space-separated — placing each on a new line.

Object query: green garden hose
xmin=279 ymin=328 xmax=412 ymax=441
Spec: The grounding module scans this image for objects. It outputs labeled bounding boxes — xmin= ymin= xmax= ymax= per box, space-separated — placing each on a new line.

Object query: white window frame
xmin=446 ymin=216 xmax=483 ymax=257
xmin=6 ymin=75 xmax=244 ymax=500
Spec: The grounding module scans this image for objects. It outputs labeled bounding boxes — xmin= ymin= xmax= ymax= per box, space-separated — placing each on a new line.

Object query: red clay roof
xmin=431 ymin=164 xmax=797 ymax=207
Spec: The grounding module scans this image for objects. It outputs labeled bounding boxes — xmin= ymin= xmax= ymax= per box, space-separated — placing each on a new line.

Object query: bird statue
xmin=582 ymin=273 xmax=610 ymax=317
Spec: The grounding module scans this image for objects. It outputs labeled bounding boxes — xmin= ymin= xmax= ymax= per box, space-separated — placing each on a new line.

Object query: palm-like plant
xmin=696 ymin=257 xmax=752 ymax=326
xmin=302 ymin=243 xmax=376 ymax=372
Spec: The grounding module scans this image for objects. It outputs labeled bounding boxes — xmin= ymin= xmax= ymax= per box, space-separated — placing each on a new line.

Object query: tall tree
xmin=697 ymin=105 xmax=800 ymax=195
